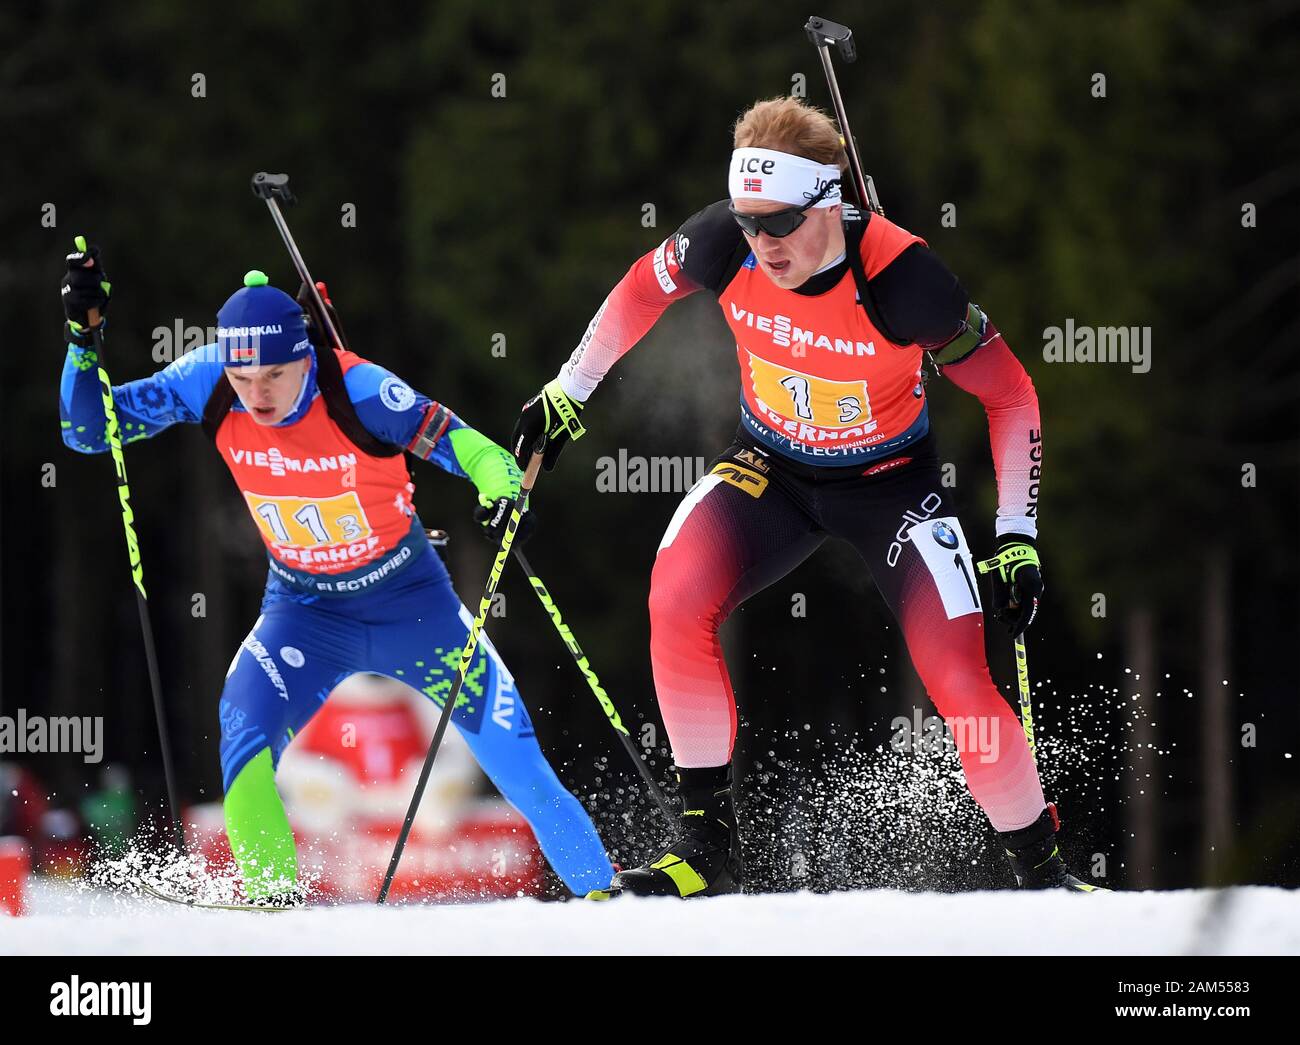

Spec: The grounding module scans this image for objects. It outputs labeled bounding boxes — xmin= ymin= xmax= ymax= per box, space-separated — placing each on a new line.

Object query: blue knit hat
xmin=217 ymin=270 xmax=312 ymax=367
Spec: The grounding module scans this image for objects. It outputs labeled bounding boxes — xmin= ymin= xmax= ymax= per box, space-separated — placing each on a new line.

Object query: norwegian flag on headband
xmin=743 ymin=177 xmax=762 ymax=192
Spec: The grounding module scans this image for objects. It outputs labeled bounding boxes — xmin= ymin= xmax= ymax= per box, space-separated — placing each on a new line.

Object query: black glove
xmin=296 ymin=280 xmax=350 ymax=351
xmin=473 ymin=496 xmax=537 ymax=547
xmin=61 ymin=235 xmax=111 ymax=344
xmin=976 ymin=535 xmax=1044 ymax=637
xmin=510 ymin=380 xmax=585 ymax=471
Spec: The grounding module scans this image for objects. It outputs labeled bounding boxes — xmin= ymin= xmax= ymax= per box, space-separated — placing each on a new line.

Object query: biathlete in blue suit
xmin=58 ymin=240 xmax=613 ymax=901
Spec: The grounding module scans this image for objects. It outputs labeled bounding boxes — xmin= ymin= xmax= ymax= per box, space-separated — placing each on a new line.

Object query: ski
xmin=584 ymin=886 xmax=622 ymax=901
xmin=137 ymin=878 xmax=298 ymax=913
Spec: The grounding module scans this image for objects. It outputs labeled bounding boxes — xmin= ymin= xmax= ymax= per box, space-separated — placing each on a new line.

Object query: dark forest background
xmin=1 ymin=0 xmax=1297 ymax=890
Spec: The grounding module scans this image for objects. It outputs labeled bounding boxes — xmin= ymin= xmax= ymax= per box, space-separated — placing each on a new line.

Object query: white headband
xmin=728 ymin=147 xmax=842 ymax=208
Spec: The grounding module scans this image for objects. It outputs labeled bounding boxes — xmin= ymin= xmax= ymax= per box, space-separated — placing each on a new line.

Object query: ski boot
xmin=1000 ymin=804 xmax=1108 ymax=892
xmin=591 ymin=765 xmax=743 ymax=899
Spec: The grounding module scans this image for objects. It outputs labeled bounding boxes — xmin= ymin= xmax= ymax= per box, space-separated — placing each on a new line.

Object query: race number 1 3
xmin=748 ymin=355 xmax=871 ymax=428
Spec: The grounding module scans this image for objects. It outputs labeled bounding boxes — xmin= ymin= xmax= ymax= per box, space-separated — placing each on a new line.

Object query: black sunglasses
xmin=728 ymin=179 xmax=841 ymax=238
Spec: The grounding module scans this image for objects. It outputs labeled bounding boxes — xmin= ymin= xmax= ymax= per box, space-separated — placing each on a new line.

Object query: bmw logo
xmin=931 ymin=521 xmax=959 ymax=549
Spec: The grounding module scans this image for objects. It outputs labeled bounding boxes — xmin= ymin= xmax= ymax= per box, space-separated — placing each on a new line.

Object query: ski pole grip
xmin=804 ymin=16 xmax=857 ymax=62
xmin=251 ymin=171 xmax=296 ymax=204
xmin=521 ymin=441 xmax=546 ymax=489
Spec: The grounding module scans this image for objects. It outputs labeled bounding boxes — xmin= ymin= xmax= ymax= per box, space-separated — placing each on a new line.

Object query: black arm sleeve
xmin=869 ymin=244 xmax=970 ymax=349
xmin=673 ymin=200 xmax=749 ymax=296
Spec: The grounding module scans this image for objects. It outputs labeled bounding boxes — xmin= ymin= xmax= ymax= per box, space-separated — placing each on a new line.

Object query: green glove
xmin=448 ymin=427 xmax=536 ymax=544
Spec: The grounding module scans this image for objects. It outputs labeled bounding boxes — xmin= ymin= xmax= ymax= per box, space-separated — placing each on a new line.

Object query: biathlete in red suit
xmin=513 ymin=97 xmax=1101 ymax=896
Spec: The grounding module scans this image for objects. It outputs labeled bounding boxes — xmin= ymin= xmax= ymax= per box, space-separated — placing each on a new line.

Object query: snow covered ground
xmin=2 ymin=880 xmax=1296 ymax=955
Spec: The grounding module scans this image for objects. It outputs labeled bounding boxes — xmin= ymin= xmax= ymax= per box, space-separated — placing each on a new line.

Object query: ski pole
xmin=512 ymin=548 xmax=676 ymax=824
xmin=975 ymin=552 xmax=1038 ymax=760
xmin=1012 ymin=633 xmax=1037 ymax=760
xmin=377 ymin=444 xmax=546 ymax=903
xmin=804 ymin=16 xmax=884 ymax=216
xmin=75 ymin=239 xmax=184 ymax=851
xmin=1010 ymin=633 xmax=1058 ymax=827
xmin=975 ymin=557 xmax=1063 ymax=833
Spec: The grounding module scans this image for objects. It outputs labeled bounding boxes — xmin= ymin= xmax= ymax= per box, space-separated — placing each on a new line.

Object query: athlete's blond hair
xmin=732 ymin=97 xmax=848 ymax=171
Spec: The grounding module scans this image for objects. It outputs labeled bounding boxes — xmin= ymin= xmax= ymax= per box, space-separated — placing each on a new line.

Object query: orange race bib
xmin=242 ymin=490 xmax=378 ymax=567
xmin=746 ymin=353 xmax=875 ymax=432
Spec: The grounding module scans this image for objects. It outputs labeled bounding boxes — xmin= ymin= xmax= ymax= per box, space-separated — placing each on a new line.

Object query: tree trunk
xmin=1124 ymin=606 xmax=1158 ymax=888
xmin=1199 ymin=546 xmax=1233 ymax=885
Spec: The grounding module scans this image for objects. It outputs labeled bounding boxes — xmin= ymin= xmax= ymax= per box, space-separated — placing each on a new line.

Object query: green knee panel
xmin=223 ymin=748 xmax=298 ymax=899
